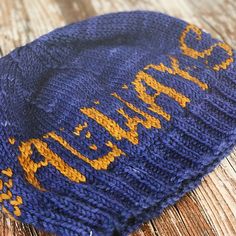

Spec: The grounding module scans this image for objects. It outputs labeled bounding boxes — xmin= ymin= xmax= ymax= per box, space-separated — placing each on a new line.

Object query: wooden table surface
xmin=0 ymin=0 xmax=236 ymax=235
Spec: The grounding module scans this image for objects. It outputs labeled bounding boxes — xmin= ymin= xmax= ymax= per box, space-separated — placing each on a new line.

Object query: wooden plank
xmin=0 ymin=0 xmax=235 ymax=235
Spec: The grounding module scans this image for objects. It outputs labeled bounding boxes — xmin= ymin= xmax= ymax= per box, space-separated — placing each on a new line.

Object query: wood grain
xmin=0 ymin=0 xmax=235 ymax=235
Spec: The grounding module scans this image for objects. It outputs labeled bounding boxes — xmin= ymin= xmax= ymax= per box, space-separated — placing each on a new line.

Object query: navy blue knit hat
xmin=0 ymin=11 xmax=236 ymax=236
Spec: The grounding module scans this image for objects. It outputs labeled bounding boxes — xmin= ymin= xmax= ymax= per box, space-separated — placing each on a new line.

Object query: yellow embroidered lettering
xmin=179 ymin=24 xmax=233 ymax=71
xmin=73 ymin=122 xmax=88 ymax=136
xmin=44 ymin=131 xmax=125 ymax=170
xmin=132 ymin=71 xmax=190 ymax=121
xmin=144 ymin=57 xmax=208 ymax=90
xmin=0 ymin=168 xmax=23 ymax=220
xmin=80 ymin=93 xmax=161 ymax=145
xmin=18 ymin=138 xmax=86 ymax=191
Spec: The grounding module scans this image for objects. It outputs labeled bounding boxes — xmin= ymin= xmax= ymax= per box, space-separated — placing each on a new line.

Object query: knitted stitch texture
xmin=0 ymin=11 xmax=236 ymax=236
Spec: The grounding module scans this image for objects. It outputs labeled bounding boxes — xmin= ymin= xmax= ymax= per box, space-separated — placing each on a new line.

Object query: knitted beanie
xmin=0 ymin=10 xmax=235 ymax=236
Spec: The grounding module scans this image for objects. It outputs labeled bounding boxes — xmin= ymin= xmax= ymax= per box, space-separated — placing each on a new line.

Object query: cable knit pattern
xmin=0 ymin=11 xmax=236 ymax=236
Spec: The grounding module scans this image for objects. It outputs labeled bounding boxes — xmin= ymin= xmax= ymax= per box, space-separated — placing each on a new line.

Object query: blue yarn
xmin=0 ymin=11 xmax=236 ymax=236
